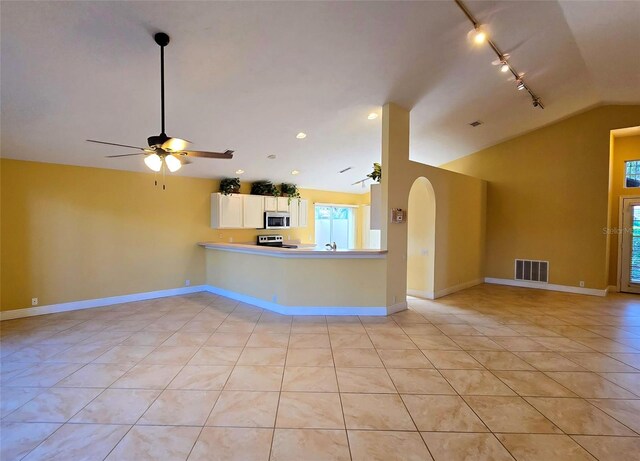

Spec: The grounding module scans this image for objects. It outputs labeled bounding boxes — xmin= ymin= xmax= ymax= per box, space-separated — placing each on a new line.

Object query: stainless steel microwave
xmin=264 ymin=211 xmax=290 ymax=229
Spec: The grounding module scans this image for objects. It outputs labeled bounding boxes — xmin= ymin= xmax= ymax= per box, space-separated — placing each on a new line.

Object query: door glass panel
xmin=631 ymin=205 xmax=640 ymax=283
xmin=314 ymin=206 xmax=355 ymax=249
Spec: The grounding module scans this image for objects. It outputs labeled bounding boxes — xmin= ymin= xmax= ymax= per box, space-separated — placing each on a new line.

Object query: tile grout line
xmin=267 ymin=314 xmax=294 ymax=461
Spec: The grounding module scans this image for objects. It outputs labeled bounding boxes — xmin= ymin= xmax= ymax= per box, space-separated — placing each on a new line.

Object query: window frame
xmin=624 ymin=160 xmax=640 ymax=189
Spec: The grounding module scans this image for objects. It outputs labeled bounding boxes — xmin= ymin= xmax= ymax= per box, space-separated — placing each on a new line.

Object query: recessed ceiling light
xmin=291 ymin=170 xmax=300 ymax=175
xmin=296 ymin=132 xmax=307 ymax=139
xmin=235 ymin=169 xmax=244 ymax=175
xmin=267 ymin=154 xmax=276 ymax=159
xmin=367 ymin=113 xmax=378 ymax=120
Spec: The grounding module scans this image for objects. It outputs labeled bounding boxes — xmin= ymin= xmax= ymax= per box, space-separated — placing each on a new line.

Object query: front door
xmin=620 ymin=197 xmax=640 ymax=293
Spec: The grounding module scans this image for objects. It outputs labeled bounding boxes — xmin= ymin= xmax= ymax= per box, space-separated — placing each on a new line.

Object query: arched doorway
xmin=407 ymin=177 xmax=436 ymax=299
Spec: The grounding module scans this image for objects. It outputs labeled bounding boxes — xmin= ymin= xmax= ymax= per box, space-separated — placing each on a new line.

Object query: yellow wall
xmin=442 ymin=105 xmax=640 ymax=290
xmin=205 ymin=250 xmax=386 ymax=308
xmin=0 ymin=159 xmax=367 ymax=311
xmin=608 ymin=134 xmax=640 ymax=286
xmin=407 ymin=177 xmax=436 ymax=295
xmin=382 ymin=103 xmax=487 ymax=304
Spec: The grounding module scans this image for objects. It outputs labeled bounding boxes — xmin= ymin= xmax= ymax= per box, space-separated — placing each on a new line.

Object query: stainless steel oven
xmin=264 ymin=211 xmax=290 ymax=229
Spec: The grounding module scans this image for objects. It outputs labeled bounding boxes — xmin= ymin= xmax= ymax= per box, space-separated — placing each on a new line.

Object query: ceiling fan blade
xmin=178 ymin=156 xmax=193 ymax=165
xmin=105 ymin=153 xmax=146 ymax=158
xmin=87 ymin=139 xmax=148 ymax=151
xmin=185 ymin=150 xmax=234 ymax=159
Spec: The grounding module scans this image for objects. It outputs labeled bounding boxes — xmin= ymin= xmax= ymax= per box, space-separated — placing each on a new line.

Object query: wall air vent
xmin=469 ymin=120 xmax=483 ymax=127
xmin=515 ymin=259 xmax=549 ymax=283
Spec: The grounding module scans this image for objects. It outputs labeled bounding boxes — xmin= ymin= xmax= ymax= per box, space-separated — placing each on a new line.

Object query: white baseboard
xmin=484 ymin=278 xmax=607 ymax=297
xmin=205 ymin=286 xmax=388 ymax=316
xmin=387 ymin=301 xmax=408 ymax=314
xmin=0 ymin=285 xmax=209 ymax=321
xmin=434 ymin=278 xmax=484 ymax=299
xmin=407 ymin=289 xmax=435 ymax=300
xmin=1 ymin=284 xmax=391 ymax=320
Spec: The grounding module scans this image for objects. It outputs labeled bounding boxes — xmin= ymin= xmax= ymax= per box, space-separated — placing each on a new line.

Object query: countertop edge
xmin=198 ymin=242 xmax=387 ymax=259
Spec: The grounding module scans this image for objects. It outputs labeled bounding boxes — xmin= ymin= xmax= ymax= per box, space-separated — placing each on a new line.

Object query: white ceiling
xmin=1 ymin=1 xmax=639 ymax=192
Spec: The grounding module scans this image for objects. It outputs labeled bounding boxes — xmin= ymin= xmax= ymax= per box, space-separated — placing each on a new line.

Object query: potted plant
xmin=250 ymin=180 xmax=279 ymax=196
xmin=280 ymin=183 xmax=301 ymax=204
xmin=219 ymin=177 xmax=241 ymax=195
xmin=367 ymin=162 xmax=381 ymax=182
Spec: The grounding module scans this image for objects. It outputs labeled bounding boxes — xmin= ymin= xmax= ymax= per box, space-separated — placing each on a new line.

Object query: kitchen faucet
xmin=325 ymin=242 xmax=337 ymax=251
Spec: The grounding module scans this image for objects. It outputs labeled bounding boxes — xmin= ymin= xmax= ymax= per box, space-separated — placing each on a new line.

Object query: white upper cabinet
xmin=277 ymin=197 xmax=290 ymax=212
xmin=212 ymin=193 xmax=306 ymax=229
xmin=211 ymin=193 xmax=243 ymax=228
xmin=264 ymin=196 xmax=278 ymax=211
xmin=243 ymin=195 xmax=264 ymax=229
xmin=289 ymin=198 xmax=299 ymax=228
xmin=298 ymin=199 xmax=309 ymax=228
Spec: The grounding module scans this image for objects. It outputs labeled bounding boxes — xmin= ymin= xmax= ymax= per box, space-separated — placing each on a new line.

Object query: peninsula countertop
xmin=198 ymin=242 xmax=387 ymax=259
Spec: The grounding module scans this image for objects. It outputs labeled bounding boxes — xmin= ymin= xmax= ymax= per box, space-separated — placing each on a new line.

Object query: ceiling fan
xmin=87 ymin=32 xmax=233 ymax=175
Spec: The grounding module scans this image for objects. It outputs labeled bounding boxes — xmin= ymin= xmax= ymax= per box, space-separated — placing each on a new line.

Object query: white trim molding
xmin=407 ymin=289 xmax=435 ymax=300
xmin=1 ymin=284 xmax=398 ymax=320
xmin=205 ymin=285 xmax=388 ymax=316
xmin=387 ymin=300 xmax=408 ymax=314
xmin=434 ymin=279 xmax=484 ymax=299
xmin=0 ymin=285 xmax=208 ymax=321
xmin=484 ymin=278 xmax=607 ymax=297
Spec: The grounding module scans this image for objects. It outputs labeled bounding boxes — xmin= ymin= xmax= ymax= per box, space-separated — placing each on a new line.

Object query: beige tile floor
xmin=1 ymin=284 xmax=640 ymax=460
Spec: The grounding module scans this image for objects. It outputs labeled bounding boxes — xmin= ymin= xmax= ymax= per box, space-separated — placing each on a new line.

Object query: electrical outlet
xmin=218 ymin=233 xmax=223 ymax=239
xmin=185 ymin=280 xmax=191 ymax=287
xmin=393 ymin=295 xmax=397 ymax=303
xmin=229 ymin=237 xmax=234 ymax=242
xmin=31 ymin=297 xmax=38 ymax=306
xmin=579 ymin=281 xmax=585 ymax=287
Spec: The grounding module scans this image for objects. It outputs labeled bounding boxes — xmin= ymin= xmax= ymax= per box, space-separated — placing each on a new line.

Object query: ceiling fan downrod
xmin=154 ymin=32 xmax=170 ymax=138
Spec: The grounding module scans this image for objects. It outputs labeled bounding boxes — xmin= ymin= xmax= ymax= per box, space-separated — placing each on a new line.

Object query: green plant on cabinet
xmin=219 ymin=177 xmax=241 ymax=195
xmin=250 ymin=180 xmax=279 ymax=197
xmin=280 ymin=183 xmax=301 ymax=205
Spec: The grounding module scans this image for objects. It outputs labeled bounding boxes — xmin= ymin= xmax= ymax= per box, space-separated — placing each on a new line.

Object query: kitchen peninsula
xmin=199 ymin=242 xmax=390 ymax=315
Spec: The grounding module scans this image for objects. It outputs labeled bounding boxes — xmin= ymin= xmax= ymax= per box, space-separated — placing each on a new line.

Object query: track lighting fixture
xmin=455 ymin=0 xmax=544 ymax=109
xmin=471 ymin=27 xmax=487 ymax=44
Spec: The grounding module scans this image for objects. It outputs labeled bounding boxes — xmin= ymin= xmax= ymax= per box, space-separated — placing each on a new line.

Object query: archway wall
xmin=407 ymin=177 xmax=436 ymax=298
xmin=382 ymin=103 xmax=486 ymax=307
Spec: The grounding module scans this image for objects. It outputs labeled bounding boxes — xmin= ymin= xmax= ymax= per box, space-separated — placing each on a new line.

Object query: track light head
xmin=516 ymin=79 xmax=526 ymax=91
xmin=500 ymin=61 xmax=509 ymax=73
xmin=469 ymin=26 xmax=487 ymax=44
xmin=532 ymin=97 xmax=544 ymax=109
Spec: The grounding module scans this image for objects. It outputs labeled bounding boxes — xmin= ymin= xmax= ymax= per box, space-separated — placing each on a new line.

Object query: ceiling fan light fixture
xmin=162 ymin=137 xmax=189 ymax=152
xmin=165 ymin=154 xmax=182 ymax=172
xmin=144 ymin=153 xmax=162 ymax=172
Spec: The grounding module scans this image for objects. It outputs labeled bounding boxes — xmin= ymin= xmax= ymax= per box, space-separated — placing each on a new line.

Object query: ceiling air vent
xmin=515 ymin=259 xmax=549 ymax=283
xmin=469 ymin=120 xmax=483 ymax=127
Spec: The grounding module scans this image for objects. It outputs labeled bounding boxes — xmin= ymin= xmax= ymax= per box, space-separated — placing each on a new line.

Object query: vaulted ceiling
xmin=2 ymin=1 xmax=638 ymax=192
